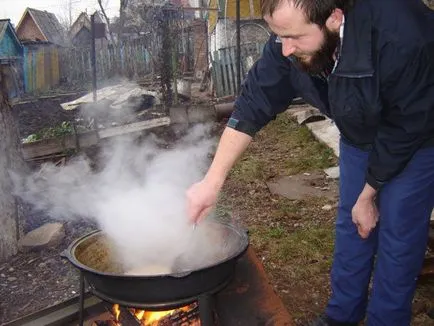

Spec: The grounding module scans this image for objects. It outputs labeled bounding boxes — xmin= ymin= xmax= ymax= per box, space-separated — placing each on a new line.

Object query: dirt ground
xmin=12 ymin=91 xmax=169 ymax=140
xmin=0 ymin=103 xmax=433 ymax=325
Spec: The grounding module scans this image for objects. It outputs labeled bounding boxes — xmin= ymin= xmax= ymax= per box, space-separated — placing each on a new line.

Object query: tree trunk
xmin=0 ymin=67 xmax=25 ymax=261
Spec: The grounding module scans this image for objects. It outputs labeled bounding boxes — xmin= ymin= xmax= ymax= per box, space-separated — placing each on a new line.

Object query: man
xmin=186 ymin=0 xmax=434 ymax=325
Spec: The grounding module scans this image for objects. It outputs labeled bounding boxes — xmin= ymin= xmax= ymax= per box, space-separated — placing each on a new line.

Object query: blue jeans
xmin=325 ymin=139 xmax=434 ymax=326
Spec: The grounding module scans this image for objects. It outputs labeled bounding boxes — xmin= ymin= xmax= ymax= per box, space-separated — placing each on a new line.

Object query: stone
xmin=324 ymin=166 xmax=340 ymax=179
xmin=187 ymin=106 xmax=216 ymax=123
xmin=266 ymin=172 xmax=338 ymax=201
xmin=7 ymin=277 xmax=17 ymax=282
xmin=19 ymin=223 xmax=65 ymax=253
xmin=322 ymin=204 xmax=333 ymax=211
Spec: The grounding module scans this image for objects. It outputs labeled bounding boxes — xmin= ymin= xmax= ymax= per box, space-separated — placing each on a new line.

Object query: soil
xmin=0 ymin=218 xmax=96 ymax=324
xmin=12 ymin=94 xmax=83 ymax=138
xmin=12 ymin=92 xmax=171 ymax=139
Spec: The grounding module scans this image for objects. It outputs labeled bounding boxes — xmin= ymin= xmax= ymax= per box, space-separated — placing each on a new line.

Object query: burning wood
xmin=110 ymin=302 xmax=200 ymax=326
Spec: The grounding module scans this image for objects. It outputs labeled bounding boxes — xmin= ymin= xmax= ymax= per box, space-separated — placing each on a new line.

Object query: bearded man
xmin=186 ymin=0 xmax=434 ymax=325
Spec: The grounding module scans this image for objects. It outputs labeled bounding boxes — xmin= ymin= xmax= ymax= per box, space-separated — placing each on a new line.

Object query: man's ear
xmin=325 ymin=8 xmax=344 ymax=33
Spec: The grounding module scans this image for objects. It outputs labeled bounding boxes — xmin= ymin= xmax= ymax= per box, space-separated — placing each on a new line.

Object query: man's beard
xmin=294 ymin=28 xmax=340 ymax=75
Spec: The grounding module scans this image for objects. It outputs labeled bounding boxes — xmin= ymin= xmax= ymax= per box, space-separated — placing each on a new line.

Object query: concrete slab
xmin=266 ymin=172 xmax=338 ymax=200
xmin=305 ymin=119 xmax=340 ymax=157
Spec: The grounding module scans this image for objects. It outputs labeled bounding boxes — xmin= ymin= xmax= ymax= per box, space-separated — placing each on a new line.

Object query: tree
xmin=0 ymin=67 xmax=26 ymax=261
xmin=97 ymin=0 xmax=117 ymax=45
xmin=58 ymin=0 xmax=79 ymax=31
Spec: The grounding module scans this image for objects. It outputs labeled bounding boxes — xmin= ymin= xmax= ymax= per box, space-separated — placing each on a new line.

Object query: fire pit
xmin=63 ymin=220 xmax=249 ymax=325
xmin=3 ymin=247 xmax=294 ymax=326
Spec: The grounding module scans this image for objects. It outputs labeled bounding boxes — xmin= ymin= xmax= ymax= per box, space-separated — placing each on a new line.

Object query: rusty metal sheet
xmin=217 ymin=247 xmax=294 ymax=325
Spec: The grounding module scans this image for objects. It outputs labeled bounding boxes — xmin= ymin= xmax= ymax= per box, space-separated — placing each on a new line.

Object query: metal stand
xmin=79 ymin=271 xmax=85 ymax=326
xmin=198 ymin=293 xmax=215 ymax=326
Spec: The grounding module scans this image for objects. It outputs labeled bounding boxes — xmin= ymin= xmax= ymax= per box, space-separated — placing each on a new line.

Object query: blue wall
xmin=0 ymin=25 xmax=22 ymax=58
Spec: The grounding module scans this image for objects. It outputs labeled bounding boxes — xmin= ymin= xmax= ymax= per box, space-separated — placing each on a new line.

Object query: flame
xmin=143 ymin=309 xmax=176 ymax=325
xmin=134 ymin=309 xmax=145 ymax=320
xmin=112 ymin=304 xmax=121 ymax=321
xmin=113 ymin=304 xmax=196 ymax=325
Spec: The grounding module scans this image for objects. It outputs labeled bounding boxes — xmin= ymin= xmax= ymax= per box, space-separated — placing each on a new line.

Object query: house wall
xmin=17 ymin=14 xmax=47 ymax=42
xmin=23 ymin=43 xmax=59 ymax=93
xmin=0 ymin=27 xmax=22 ymax=57
xmin=2 ymin=61 xmax=25 ymax=98
xmin=72 ymin=28 xmax=92 ymax=47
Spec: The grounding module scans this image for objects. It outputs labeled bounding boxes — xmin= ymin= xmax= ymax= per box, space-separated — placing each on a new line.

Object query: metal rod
xmin=236 ymin=0 xmax=241 ymax=94
xmin=198 ymin=294 xmax=215 ymax=326
xmin=90 ymin=13 xmax=97 ymax=103
xmin=79 ymin=272 xmax=85 ymax=326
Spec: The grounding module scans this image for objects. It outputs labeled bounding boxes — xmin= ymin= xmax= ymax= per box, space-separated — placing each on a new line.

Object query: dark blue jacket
xmin=229 ymin=0 xmax=434 ymax=190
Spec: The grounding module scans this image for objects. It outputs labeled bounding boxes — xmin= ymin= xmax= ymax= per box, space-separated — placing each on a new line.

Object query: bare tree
xmin=97 ymin=0 xmax=117 ymax=45
xmin=0 ymin=68 xmax=26 ymax=262
xmin=58 ymin=0 xmax=80 ymax=31
xmin=118 ymin=0 xmax=129 ymax=42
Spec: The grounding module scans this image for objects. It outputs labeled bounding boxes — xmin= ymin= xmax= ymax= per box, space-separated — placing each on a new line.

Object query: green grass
xmin=229 ymin=114 xmax=337 ymax=183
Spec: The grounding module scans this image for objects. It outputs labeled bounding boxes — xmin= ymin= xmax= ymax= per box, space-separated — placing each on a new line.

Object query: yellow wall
xmin=208 ymin=0 xmax=262 ymax=33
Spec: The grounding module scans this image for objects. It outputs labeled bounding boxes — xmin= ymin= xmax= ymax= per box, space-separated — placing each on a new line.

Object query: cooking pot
xmin=63 ymin=220 xmax=249 ymax=309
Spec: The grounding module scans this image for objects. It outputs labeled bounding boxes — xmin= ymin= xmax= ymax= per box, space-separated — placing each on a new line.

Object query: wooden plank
xmin=44 ymin=47 xmax=51 ymax=89
xmin=98 ymin=117 xmax=171 ymax=139
xmin=36 ymin=48 xmax=45 ymax=91
xmin=52 ymin=48 xmax=60 ymax=86
xmin=21 ymin=130 xmax=99 ymax=160
xmin=212 ymin=51 xmax=223 ymax=97
xmin=22 ymin=118 xmax=171 ymax=160
xmin=223 ymin=48 xmax=231 ymax=96
xmin=229 ymin=46 xmax=237 ymax=94
xmin=3 ymin=295 xmax=101 ymax=326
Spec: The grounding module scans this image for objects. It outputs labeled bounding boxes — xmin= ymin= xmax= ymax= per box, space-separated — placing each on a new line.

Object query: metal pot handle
xmin=170 ymin=271 xmax=192 ymax=278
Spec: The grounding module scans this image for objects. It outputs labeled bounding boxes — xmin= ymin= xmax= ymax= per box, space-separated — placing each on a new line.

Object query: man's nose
xmin=281 ymin=39 xmax=296 ymax=57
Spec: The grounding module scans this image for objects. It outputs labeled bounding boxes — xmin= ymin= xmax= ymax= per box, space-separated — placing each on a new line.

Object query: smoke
xmin=12 ymin=123 xmax=235 ymax=274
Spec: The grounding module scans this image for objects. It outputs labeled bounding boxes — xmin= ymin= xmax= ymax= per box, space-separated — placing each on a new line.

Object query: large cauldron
xmin=64 ymin=221 xmax=249 ymax=308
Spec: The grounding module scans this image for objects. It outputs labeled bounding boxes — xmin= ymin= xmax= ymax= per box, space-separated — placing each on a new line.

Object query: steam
xmin=12 ymin=123 xmax=230 ymax=273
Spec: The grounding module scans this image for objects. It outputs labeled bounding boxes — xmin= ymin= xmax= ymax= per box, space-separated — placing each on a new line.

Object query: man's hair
xmin=261 ymin=0 xmax=351 ymax=26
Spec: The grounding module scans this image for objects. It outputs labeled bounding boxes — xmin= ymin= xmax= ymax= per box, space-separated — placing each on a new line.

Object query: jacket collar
xmin=332 ymin=1 xmax=375 ymax=78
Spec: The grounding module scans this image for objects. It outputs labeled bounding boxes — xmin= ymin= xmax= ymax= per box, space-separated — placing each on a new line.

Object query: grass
xmin=229 ymin=114 xmax=337 ymax=183
xmin=216 ymin=111 xmax=434 ymax=325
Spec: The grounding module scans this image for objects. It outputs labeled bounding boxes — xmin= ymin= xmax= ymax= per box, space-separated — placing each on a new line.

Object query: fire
xmin=112 ymin=304 xmax=121 ymax=321
xmin=140 ymin=309 xmax=176 ymax=325
xmin=112 ymin=304 xmax=198 ymax=325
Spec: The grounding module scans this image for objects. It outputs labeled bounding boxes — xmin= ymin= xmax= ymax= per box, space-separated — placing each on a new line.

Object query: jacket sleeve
xmin=366 ymin=43 xmax=434 ymax=190
xmin=227 ymin=35 xmax=297 ymax=136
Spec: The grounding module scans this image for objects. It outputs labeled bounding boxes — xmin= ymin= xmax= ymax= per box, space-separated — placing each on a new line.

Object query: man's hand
xmin=352 ymin=184 xmax=379 ymax=239
xmin=186 ymin=127 xmax=252 ymax=224
xmin=186 ymin=178 xmax=222 ymax=224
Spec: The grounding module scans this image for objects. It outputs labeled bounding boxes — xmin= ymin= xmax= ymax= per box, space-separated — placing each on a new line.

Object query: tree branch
xmin=97 ymin=0 xmax=117 ymax=45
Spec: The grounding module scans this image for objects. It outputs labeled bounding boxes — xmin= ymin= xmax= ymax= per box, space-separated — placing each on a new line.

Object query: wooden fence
xmin=212 ymin=42 xmax=265 ymax=98
xmin=59 ymin=38 xmax=155 ymax=85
